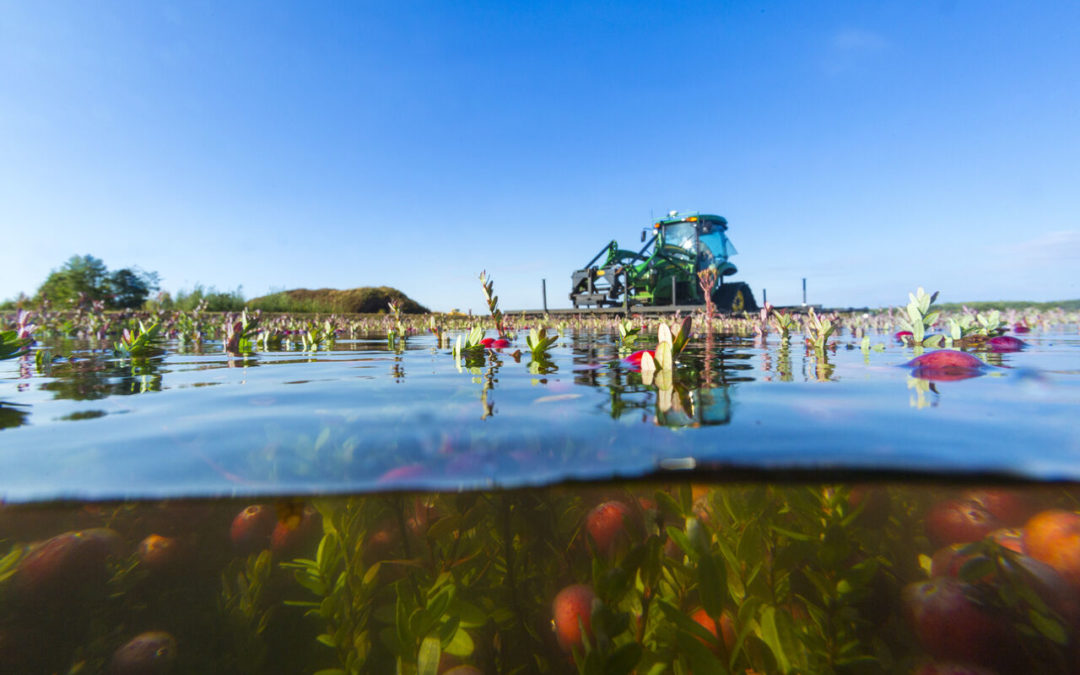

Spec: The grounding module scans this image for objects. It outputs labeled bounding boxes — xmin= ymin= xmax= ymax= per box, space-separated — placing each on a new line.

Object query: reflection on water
xmin=0 ymin=404 xmax=28 ymax=430
xmin=1 ymin=330 xmax=1079 ymax=498
xmin=2 ymin=482 xmax=1079 ymax=673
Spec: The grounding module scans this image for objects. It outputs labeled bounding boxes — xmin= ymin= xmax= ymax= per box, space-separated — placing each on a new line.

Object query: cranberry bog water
xmin=2 ymin=292 xmax=1079 ymax=674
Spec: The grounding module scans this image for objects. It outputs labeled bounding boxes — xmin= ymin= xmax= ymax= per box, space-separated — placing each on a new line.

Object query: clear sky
xmin=2 ymin=1 xmax=1078 ymax=312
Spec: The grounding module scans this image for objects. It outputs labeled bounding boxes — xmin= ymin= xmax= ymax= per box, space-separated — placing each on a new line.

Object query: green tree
xmin=36 ymin=255 xmax=161 ymax=309
xmin=36 ymin=254 xmax=109 ymax=306
xmin=106 ymin=267 xmax=160 ymax=309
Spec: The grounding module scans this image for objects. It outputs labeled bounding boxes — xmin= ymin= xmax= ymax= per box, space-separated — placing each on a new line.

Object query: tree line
xmin=3 ymin=255 xmax=428 ymax=313
xmin=32 ymin=255 xmax=161 ymax=309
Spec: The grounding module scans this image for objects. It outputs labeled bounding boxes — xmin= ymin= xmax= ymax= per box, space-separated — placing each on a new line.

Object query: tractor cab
xmin=646 ymin=212 xmax=739 ymax=280
xmin=569 ymin=210 xmax=757 ymax=312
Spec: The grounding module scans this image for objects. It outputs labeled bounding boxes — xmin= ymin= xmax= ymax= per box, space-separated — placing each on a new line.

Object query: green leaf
xmin=426 ymin=584 xmax=455 ymax=622
xmin=641 ymin=662 xmax=667 ymax=675
xmin=958 ymin=556 xmax=995 ymax=583
xmin=640 ymin=350 xmax=657 ymax=374
xmin=604 ymin=642 xmax=643 ymax=675
xmin=758 ymin=606 xmax=792 ymax=674
xmin=655 ymin=490 xmax=685 ymax=521
xmin=395 ymin=594 xmax=411 ymax=651
xmin=450 ymin=599 xmax=488 ymax=628
xmin=292 ymin=569 xmax=326 ymax=596
xmin=583 ymin=649 xmax=605 ymax=675
xmin=658 ymin=322 xmax=673 ymax=345
xmin=0 ymin=545 xmax=24 ymax=582
xmin=655 ymin=341 xmax=673 ymax=370
xmin=672 ymin=316 xmax=693 ymax=355
xmin=835 ymin=656 xmax=879 ymax=667
xmin=443 ymin=625 xmax=474 ymax=657
xmin=417 ymin=636 xmax=441 ymax=675
xmin=1028 ymin=608 xmax=1068 ymax=645
xmin=906 ymin=303 xmax=923 ymax=326
xmin=317 ymin=634 xmax=337 ymax=648
xmin=698 ymin=554 xmax=727 ymax=618
xmin=675 ymin=631 xmax=728 ymax=675
xmin=769 ymin=525 xmax=813 ymax=542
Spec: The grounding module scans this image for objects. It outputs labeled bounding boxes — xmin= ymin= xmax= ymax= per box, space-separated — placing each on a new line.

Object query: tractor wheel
xmin=713 ymin=282 xmax=758 ymax=314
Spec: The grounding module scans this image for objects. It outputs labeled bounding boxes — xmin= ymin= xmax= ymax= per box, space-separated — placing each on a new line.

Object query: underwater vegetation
xmin=2 ymin=485 xmax=1080 ymax=673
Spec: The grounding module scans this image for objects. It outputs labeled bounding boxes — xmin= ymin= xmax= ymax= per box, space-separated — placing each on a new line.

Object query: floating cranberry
xmin=489 ymin=338 xmax=510 ymax=349
xmin=895 ymin=330 xmax=914 ymax=342
xmin=987 ymin=336 xmax=1024 ymax=353
xmin=906 ymin=350 xmax=985 ymax=381
xmin=376 ymin=463 xmax=427 ymax=485
xmin=907 ymin=350 xmax=984 ymax=369
xmin=623 ymin=349 xmax=655 ymax=369
xmin=1012 ymin=323 xmax=1031 ymax=334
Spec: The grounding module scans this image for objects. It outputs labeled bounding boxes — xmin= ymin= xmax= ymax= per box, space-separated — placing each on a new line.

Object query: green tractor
xmin=569 ymin=211 xmax=758 ymax=312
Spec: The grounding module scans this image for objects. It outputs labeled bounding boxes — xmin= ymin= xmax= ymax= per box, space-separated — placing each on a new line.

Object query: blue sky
xmin=2 ymin=1 xmax=1078 ymax=312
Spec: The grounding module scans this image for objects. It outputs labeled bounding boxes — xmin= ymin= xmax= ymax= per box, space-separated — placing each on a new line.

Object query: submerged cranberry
xmin=926 ymin=499 xmax=1001 ymax=547
xmin=585 ymin=500 xmax=636 ymax=558
xmin=963 ymin=489 xmax=1034 ymax=527
xmin=271 ymin=505 xmax=322 ymax=558
xmin=552 ymin=584 xmax=596 ymax=652
xmin=110 ymin=631 xmax=177 ymax=675
xmin=13 ymin=528 xmax=120 ymax=604
xmin=903 ymin=577 xmax=1017 ymax=668
xmin=1023 ymin=509 xmax=1080 ymax=589
xmin=138 ymin=534 xmax=186 ymax=574
xmin=229 ymin=505 xmax=276 ymax=554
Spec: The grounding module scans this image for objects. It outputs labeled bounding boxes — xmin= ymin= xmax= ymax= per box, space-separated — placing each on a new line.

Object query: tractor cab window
xmin=664 ymin=221 xmax=736 ymax=269
xmin=699 ymin=230 xmax=736 ymax=266
xmin=664 ymin=223 xmax=698 ymax=253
